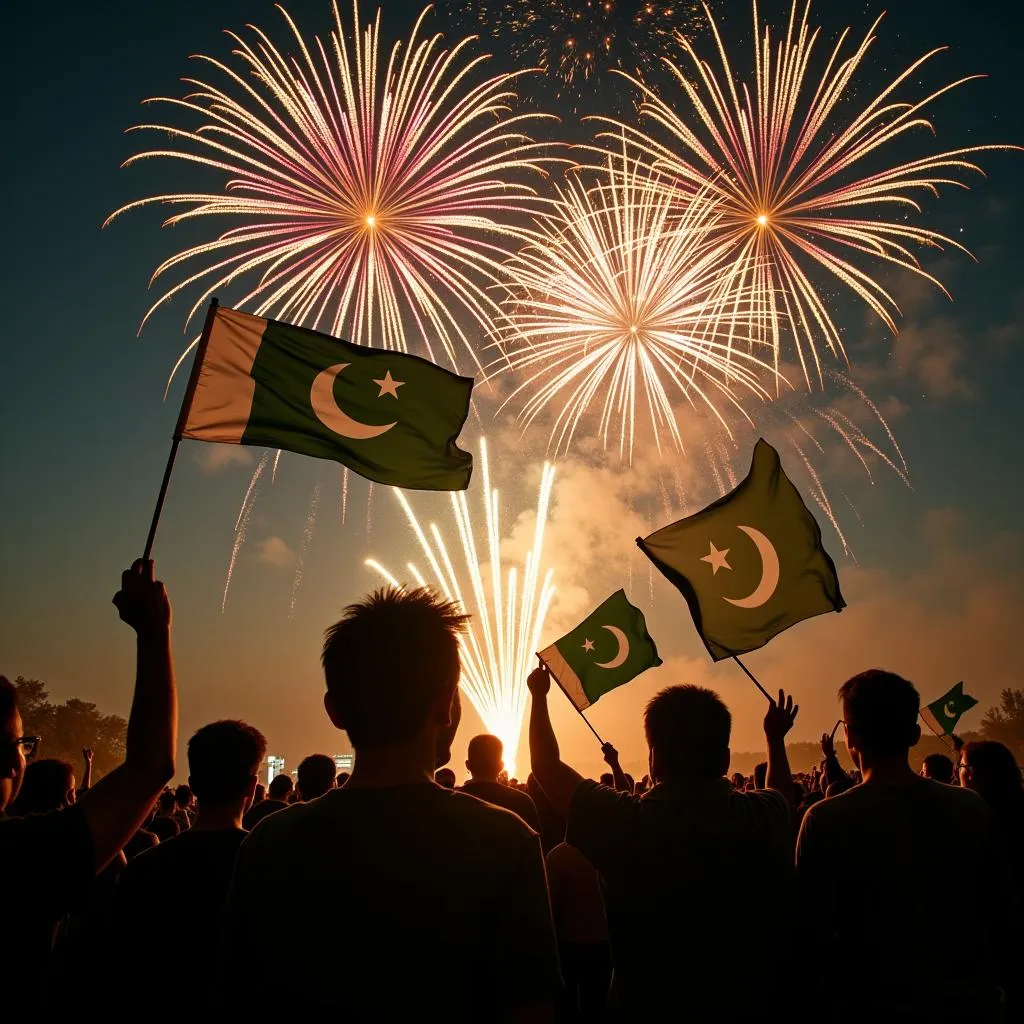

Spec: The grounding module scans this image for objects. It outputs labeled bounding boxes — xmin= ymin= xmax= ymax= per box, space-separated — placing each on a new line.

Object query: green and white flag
xmin=538 ymin=590 xmax=661 ymax=711
xmin=180 ymin=305 xmax=474 ymax=490
xmin=920 ymin=682 xmax=978 ymax=736
xmin=637 ymin=439 xmax=845 ymax=661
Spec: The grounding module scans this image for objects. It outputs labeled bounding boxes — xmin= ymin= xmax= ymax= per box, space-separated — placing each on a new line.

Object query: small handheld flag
xmin=920 ymin=682 xmax=978 ymax=737
xmin=637 ymin=439 xmax=844 ymax=661
xmin=538 ymin=590 xmax=661 ymax=711
xmin=181 ymin=305 xmax=474 ymax=491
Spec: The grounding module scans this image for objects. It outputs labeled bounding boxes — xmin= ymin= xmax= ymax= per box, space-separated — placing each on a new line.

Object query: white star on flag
xmin=373 ymin=371 xmax=405 ymax=399
xmin=582 ymin=638 xmax=595 ymax=653
xmin=701 ymin=541 xmax=731 ymax=575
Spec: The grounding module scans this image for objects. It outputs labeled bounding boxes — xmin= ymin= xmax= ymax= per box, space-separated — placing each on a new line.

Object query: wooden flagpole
xmin=141 ymin=298 xmax=220 ymax=560
xmin=537 ymin=653 xmax=606 ymax=746
xmin=731 ymin=654 xmax=773 ymax=701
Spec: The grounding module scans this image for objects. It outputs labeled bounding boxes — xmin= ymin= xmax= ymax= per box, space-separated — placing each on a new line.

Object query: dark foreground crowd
xmin=1 ymin=561 xmax=1022 ymax=1022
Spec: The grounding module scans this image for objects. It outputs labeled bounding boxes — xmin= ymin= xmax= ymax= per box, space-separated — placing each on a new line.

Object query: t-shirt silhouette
xmin=219 ymin=783 xmax=561 ymax=1019
xmin=796 ymin=776 xmax=1019 ymax=1022
xmin=113 ymin=827 xmax=247 ymax=1007
xmin=567 ymin=778 xmax=793 ymax=1022
xmin=0 ymin=806 xmax=94 ymax=991
xmin=460 ymin=779 xmax=542 ymax=832
xmin=242 ymin=797 xmax=288 ymax=830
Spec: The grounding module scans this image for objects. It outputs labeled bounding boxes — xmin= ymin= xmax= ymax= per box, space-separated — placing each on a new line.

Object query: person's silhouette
xmin=797 ymin=670 xmax=1019 ymax=1022
xmin=219 ymin=588 xmax=560 ymax=1020
xmin=459 ymin=734 xmax=541 ymax=831
xmin=528 ymin=664 xmax=798 ymax=1022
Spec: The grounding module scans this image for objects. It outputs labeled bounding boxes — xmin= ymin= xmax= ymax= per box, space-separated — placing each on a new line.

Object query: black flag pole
xmin=537 ymin=654 xmax=606 ymax=746
xmin=141 ymin=298 xmax=220 ymax=560
xmin=731 ymin=655 xmax=773 ymax=702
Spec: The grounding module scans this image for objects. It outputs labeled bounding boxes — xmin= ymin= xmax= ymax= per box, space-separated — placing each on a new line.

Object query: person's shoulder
xmin=927 ymin=779 xmax=992 ymax=817
xmin=444 ymin=787 xmax=541 ymax=839
xmin=738 ymin=787 xmax=788 ymax=811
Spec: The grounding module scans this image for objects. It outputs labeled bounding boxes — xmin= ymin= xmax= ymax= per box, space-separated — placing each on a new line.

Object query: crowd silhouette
xmin=1 ymin=559 xmax=1022 ymax=1021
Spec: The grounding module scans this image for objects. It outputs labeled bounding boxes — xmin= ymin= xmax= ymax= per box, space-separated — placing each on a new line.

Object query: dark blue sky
xmin=3 ymin=0 xmax=1022 ymax=775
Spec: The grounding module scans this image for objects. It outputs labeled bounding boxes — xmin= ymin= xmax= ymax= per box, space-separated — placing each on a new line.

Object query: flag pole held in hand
xmin=142 ymin=298 xmax=220 ymax=560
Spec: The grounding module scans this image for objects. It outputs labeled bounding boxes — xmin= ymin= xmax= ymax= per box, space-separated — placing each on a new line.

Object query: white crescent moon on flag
xmin=595 ymin=625 xmax=630 ymax=670
xmin=724 ymin=526 xmax=780 ymax=609
xmin=310 ymin=363 xmax=397 ymax=440
xmin=944 ymin=700 xmax=958 ymax=719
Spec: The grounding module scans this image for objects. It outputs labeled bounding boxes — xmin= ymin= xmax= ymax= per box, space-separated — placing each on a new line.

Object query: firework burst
xmin=366 ymin=439 xmax=555 ymax=775
xmin=461 ymin=0 xmax=702 ymax=98
xmin=601 ymin=0 xmax=1017 ymax=382
xmin=106 ymin=1 xmax=552 ymax=375
xmin=493 ymin=145 xmax=778 ymax=460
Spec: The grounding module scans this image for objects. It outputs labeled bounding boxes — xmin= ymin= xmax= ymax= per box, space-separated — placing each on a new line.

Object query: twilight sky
xmin=2 ymin=0 xmax=1022 ymax=782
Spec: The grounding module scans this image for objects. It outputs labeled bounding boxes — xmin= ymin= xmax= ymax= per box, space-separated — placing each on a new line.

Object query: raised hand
xmin=763 ymin=689 xmax=799 ymax=743
xmin=83 ymin=748 xmax=94 ymax=763
xmin=527 ymin=659 xmax=551 ymax=698
xmin=113 ymin=559 xmax=171 ymax=635
xmin=601 ymin=742 xmax=620 ymax=768
xmin=820 ymin=731 xmax=835 ymax=760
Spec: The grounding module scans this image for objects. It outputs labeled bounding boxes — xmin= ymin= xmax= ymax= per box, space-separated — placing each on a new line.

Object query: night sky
xmin=3 ymin=0 xmax=1023 ymax=780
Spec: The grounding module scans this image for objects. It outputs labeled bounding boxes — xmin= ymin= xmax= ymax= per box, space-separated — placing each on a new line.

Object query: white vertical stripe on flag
xmin=538 ymin=643 xmax=591 ymax=711
xmin=181 ymin=307 xmax=266 ymax=443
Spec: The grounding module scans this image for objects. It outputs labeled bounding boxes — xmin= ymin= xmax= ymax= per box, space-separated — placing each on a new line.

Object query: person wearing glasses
xmin=0 ymin=559 xmax=178 ymax=996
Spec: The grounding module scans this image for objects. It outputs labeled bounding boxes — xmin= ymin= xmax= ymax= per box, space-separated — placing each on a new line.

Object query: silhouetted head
xmin=150 ymin=815 xmax=180 ymax=842
xmin=322 ymin=587 xmax=468 ymax=765
xmin=158 ymin=789 xmax=177 ymax=815
xmin=753 ymin=761 xmax=768 ymax=789
xmin=187 ymin=720 xmax=267 ymax=811
xmin=174 ymin=783 xmax=193 ymax=810
xmin=335 ymin=772 xmax=350 ymax=788
xmin=921 ymin=752 xmax=954 ymax=784
xmin=434 ymin=767 xmax=456 ymax=789
xmin=298 ymin=754 xmax=337 ymax=800
xmin=599 ymin=773 xmax=614 ymax=788
xmin=13 ymin=759 xmax=75 ymax=815
xmin=730 ymin=771 xmax=745 ymax=790
xmin=253 ymin=783 xmax=266 ymax=804
xmin=644 ymin=685 xmax=731 ymax=783
xmin=839 ymin=670 xmax=920 ymax=768
xmin=960 ymin=741 xmax=1023 ymax=806
xmin=268 ymin=773 xmax=294 ymax=801
xmin=466 ymin=734 xmax=503 ymax=783
xmin=0 ymin=676 xmax=28 ymax=813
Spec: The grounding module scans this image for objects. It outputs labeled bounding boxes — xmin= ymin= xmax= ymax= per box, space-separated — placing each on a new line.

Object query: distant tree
xmin=12 ymin=676 xmax=127 ymax=781
xmin=980 ymin=688 xmax=1024 ymax=761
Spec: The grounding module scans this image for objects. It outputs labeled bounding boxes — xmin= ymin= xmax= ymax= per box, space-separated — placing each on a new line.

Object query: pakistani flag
xmin=179 ymin=305 xmax=474 ymax=490
xmin=920 ymin=682 xmax=978 ymax=736
xmin=538 ymin=590 xmax=661 ymax=710
xmin=637 ymin=439 xmax=845 ymax=661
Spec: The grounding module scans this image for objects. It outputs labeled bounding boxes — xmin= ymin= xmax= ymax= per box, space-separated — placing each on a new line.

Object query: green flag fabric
xmin=180 ymin=305 xmax=474 ymax=490
xmin=637 ymin=439 xmax=845 ymax=661
xmin=920 ymin=682 xmax=978 ymax=736
xmin=538 ymin=590 xmax=661 ymax=711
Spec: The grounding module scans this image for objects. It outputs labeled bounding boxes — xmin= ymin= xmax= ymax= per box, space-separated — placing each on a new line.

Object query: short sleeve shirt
xmin=567 ymin=779 xmax=792 ymax=1019
xmin=219 ymin=784 xmax=561 ymax=1019
xmin=0 ymin=806 xmax=95 ymax=986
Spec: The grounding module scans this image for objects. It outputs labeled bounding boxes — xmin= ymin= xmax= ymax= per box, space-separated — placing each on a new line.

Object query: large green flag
xmin=920 ymin=682 xmax=978 ymax=736
xmin=180 ymin=305 xmax=473 ymax=490
xmin=538 ymin=590 xmax=661 ymax=710
xmin=637 ymin=439 xmax=845 ymax=661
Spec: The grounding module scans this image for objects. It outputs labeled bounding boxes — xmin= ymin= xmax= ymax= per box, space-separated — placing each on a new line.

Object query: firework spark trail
xmin=223 ymin=450 xmax=270 ymax=610
xmin=494 ymin=145 xmax=779 ymax=460
xmin=106 ymin=0 xmax=554 ymax=376
xmin=601 ymin=0 xmax=1018 ymax=381
xmin=340 ymin=467 xmax=349 ymax=526
xmin=366 ymin=439 xmax=555 ymax=775
xmin=290 ymin=481 xmax=322 ymax=617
